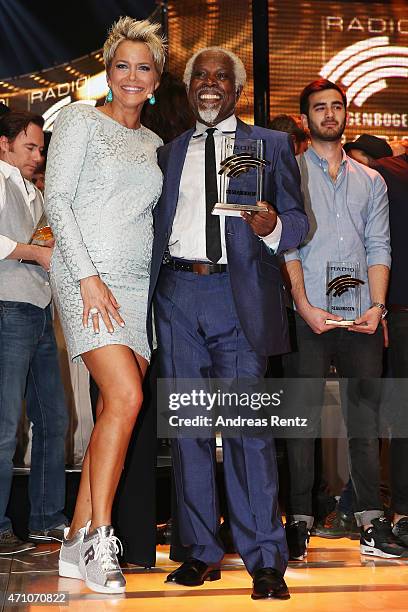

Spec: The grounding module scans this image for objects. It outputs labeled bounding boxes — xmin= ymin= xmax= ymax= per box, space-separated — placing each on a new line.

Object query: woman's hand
xmin=80 ymin=275 xmax=125 ymax=333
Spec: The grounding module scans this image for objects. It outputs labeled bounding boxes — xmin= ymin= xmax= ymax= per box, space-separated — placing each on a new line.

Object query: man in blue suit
xmin=148 ymin=47 xmax=308 ymax=600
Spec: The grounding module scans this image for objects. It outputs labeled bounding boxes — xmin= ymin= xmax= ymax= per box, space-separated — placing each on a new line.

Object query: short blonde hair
xmin=103 ymin=16 xmax=166 ymax=75
xmin=183 ymin=47 xmax=247 ymax=91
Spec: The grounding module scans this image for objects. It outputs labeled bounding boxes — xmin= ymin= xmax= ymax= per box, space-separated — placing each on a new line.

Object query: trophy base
xmin=325 ymin=319 xmax=355 ymax=326
xmin=212 ymin=203 xmax=268 ymax=217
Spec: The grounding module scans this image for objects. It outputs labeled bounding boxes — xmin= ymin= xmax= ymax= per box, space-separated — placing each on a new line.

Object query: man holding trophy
xmin=148 ymin=47 xmax=308 ymax=599
xmin=281 ymin=80 xmax=407 ymax=561
xmin=0 ymin=111 xmax=68 ymax=554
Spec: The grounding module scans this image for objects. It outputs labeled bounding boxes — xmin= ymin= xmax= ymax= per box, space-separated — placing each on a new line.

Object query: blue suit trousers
xmin=155 ymin=266 xmax=288 ymax=574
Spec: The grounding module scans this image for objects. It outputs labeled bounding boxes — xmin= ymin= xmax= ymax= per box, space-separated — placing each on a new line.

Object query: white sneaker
xmin=79 ymin=523 xmax=125 ymax=594
xmin=59 ymin=526 xmax=86 ymax=579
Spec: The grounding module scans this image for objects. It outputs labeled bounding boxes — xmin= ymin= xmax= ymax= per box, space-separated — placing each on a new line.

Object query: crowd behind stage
xmin=1 ymin=16 xmax=408 ymax=600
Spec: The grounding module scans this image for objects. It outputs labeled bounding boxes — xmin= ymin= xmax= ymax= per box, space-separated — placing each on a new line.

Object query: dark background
xmin=0 ymin=0 xmax=156 ymax=79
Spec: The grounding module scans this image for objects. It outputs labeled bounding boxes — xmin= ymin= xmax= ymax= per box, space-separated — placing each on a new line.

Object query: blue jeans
xmin=0 ymin=301 xmax=68 ymax=532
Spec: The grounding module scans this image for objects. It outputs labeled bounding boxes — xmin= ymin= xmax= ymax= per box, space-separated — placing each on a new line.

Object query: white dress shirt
xmin=0 ymin=159 xmax=41 ymax=259
xmin=169 ymin=114 xmax=282 ymax=263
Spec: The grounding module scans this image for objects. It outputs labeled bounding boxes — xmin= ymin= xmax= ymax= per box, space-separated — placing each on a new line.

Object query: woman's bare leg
xmin=68 ymin=344 xmax=148 ymax=535
xmin=67 ymin=394 xmax=103 ymax=538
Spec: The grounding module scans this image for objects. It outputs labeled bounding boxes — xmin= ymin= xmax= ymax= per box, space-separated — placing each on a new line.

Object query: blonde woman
xmin=44 ymin=17 xmax=165 ymax=594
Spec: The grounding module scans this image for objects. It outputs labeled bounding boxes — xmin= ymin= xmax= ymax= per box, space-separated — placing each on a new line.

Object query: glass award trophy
xmin=325 ymin=261 xmax=365 ymax=325
xmin=212 ymin=137 xmax=270 ymax=217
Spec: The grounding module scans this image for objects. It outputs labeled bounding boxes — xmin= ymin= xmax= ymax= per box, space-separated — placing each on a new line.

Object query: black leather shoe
xmin=251 ymin=567 xmax=290 ymax=600
xmin=165 ymin=558 xmax=221 ymax=586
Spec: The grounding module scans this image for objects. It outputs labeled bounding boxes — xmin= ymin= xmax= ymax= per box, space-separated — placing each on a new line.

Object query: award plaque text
xmin=212 ymin=137 xmax=270 ymax=217
xmin=325 ymin=261 xmax=365 ymax=325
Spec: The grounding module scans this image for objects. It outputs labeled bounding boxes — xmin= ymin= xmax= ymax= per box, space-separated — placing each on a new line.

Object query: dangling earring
xmin=105 ymin=88 xmax=113 ymax=104
xmin=147 ymin=93 xmax=156 ymax=106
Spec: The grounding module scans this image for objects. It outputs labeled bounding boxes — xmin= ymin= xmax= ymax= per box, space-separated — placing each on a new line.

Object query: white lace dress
xmin=44 ymin=104 xmax=163 ymax=362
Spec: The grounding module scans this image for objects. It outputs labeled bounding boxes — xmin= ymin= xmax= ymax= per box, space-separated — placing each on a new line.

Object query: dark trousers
xmin=388 ymin=312 xmax=408 ymax=515
xmin=155 ymin=267 xmax=288 ymax=575
xmin=283 ymin=313 xmax=384 ymax=526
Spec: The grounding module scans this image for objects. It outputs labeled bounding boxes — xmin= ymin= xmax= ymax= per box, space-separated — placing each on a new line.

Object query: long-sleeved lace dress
xmin=44 ymin=103 xmax=163 ymax=362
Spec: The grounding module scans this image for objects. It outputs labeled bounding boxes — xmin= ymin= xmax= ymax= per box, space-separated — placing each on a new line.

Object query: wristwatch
xmin=371 ymin=302 xmax=388 ymax=319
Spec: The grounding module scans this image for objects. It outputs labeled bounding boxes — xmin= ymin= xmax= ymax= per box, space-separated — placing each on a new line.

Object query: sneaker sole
xmin=59 ymin=560 xmax=83 ymax=580
xmin=314 ymin=532 xmax=345 ymax=539
xmin=29 ymin=534 xmax=63 ymax=543
xmin=0 ymin=543 xmax=35 ymax=555
xmin=360 ymin=545 xmax=404 ymax=559
xmin=85 ymin=578 xmax=126 ymax=594
xmin=316 ymin=531 xmax=360 ymax=540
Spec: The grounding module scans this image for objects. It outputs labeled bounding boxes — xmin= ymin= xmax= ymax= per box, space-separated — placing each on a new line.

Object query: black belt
xmin=164 ymin=259 xmax=228 ymax=275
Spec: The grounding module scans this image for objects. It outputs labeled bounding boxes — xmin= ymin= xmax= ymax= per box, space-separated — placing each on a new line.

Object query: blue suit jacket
xmin=148 ymin=118 xmax=308 ymax=356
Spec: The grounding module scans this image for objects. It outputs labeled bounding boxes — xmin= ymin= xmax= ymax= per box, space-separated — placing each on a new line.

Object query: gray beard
xmin=198 ymin=108 xmax=220 ymax=125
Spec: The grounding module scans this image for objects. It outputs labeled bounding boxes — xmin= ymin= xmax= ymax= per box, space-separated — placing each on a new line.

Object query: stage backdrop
xmin=269 ymin=0 xmax=408 ymax=140
xmin=1 ymin=1 xmax=407 ymax=143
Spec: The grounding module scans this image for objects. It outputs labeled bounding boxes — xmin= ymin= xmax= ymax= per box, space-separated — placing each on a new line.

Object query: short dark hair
xmin=268 ymin=114 xmax=308 ymax=143
xmin=300 ymin=79 xmax=347 ymax=117
xmin=269 ymin=114 xmax=297 ymax=132
xmin=0 ymin=111 xmax=44 ymax=143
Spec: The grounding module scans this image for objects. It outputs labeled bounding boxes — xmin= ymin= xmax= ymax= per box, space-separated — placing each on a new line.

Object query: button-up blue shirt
xmin=284 ymin=146 xmax=391 ymax=313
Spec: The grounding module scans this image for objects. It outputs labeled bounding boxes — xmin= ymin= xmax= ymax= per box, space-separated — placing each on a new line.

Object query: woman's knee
xmin=103 ymin=384 xmax=143 ymax=423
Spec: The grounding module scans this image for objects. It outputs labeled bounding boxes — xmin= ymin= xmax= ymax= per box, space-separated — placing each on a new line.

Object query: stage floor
xmin=1 ymin=538 xmax=408 ymax=611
